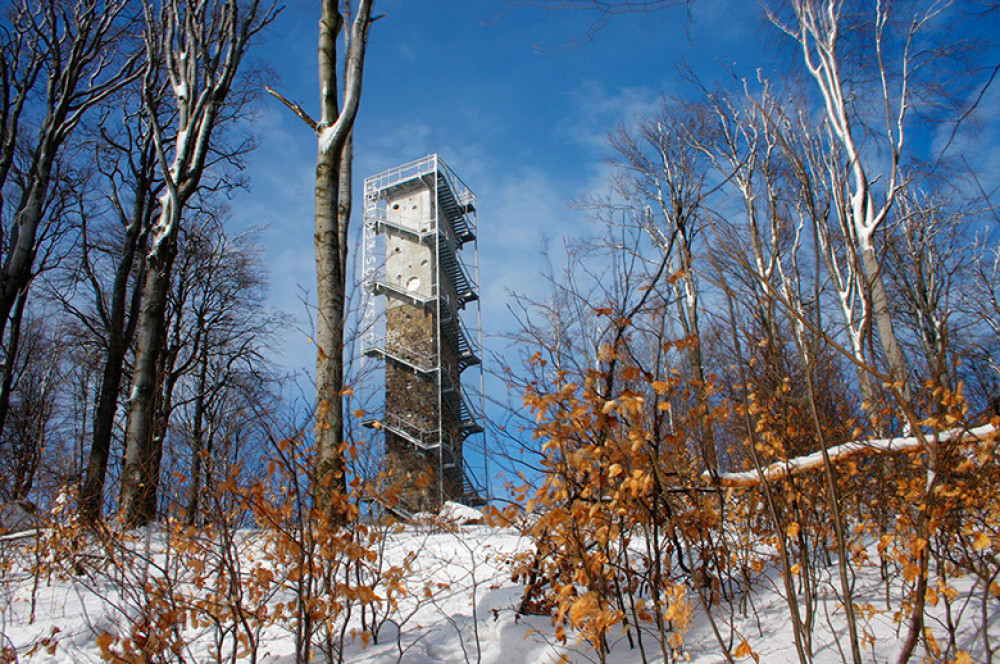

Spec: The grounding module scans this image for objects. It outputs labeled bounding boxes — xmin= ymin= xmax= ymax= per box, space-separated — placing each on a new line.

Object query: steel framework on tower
xmin=360 ymin=154 xmax=486 ymax=510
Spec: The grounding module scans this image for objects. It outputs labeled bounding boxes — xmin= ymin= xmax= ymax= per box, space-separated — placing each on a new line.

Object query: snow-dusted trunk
xmin=784 ymin=0 xmax=915 ymax=404
xmin=118 ymin=0 xmax=273 ymax=528
xmin=779 ymin=5 xmax=935 ymax=653
xmin=837 ymin=293 xmax=874 ymax=405
xmin=311 ymin=0 xmax=373 ymax=518
xmin=120 ymin=199 xmax=181 ymax=527
xmin=858 ymin=215 xmax=910 ymax=401
xmin=812 ymin=152 xmax=875 ymax=407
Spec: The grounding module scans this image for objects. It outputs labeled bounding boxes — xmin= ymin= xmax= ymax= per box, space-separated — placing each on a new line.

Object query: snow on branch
xmin=706 ymin=424 xmax=998 ymax=489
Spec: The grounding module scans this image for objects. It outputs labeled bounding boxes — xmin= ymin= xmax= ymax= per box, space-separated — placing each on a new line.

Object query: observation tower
xmin=360 ymin=155 xmax=486 ymax=511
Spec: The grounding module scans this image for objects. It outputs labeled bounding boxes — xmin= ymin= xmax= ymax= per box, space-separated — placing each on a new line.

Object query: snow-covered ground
xmin=1 ymin=513 xmax=996 ymax=663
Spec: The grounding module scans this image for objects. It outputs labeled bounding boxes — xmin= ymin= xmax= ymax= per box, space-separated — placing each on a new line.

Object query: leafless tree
xmin=119 ymin=0 xmax=277 ymax=528
xmin=883 ymin=192 xmax=968 ymax=398
xmin=54 ymin=89 xmax=167 ymax=523
xmin=767 ymin=5 xmax=989 ymax=658
xmin=610 ymin=101 xmax=718 ymax=468
xmin=767 ymin=0 xmax=941 ymax=407
xmin=0 ymin=0 xmax=139 ymax=444
xmin=971 ymin=240 xmax=1000 ymax=411
xmin=267 ymin=0 xmax=375 ymax=517
xmin=0 ymin=316 xmax=61 ymax=502
xmin=152 ymin=217 xmax=281 ymax=525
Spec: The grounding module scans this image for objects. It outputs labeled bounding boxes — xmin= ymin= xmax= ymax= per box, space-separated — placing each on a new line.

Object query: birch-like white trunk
xmin=312 ymin=0 xmax=372 ymax=518
xmin=120 ymin=197 xmax=182 ymax=527
xmin=119 ymin=0 xmax=272 ymax=528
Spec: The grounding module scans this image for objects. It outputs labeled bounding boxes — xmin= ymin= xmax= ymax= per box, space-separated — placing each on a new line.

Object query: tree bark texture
xmin=120 ymin=201 xmax=180 ymax=527
xmin=80 ymin=135 xmax=156 ymax=524
xmin=860 ymin=242 xmax=910 ymax=400
xmin=312 ymin=0 xmax=373 ymax=517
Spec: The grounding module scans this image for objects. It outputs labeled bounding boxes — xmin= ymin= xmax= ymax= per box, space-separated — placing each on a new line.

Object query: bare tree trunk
xmin=313 ymin=49 xmax=347 ymax=512
xmin=185 ymin=337 xmax=210 ymax=526
xmin=119 ymin=0 xmax=275 ymax=528
xmin=779 ymin=0 xmax=916 ymax=405
xmin=80 ymin=137 xmax=156 ymax=523
xmin=860 ymin=240 xmax=910 ymax=400
xmin=610 ymin=104 xmax=716 ymax=468
xmin=121 ymin=199 xmax=181 ymax=527
xmin=0 ymin=287 xmax=28 ymax=439
xmin=279 ymin=0 xmax=373 ymax=517
xmin=80 ymin=234 xmax=148 ymax=522
xmin=674 ymin=238 xmax=716 ymax=468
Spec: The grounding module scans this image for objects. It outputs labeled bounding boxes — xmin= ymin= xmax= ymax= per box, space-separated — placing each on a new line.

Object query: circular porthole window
xmin=406 ymin=276 xmax=421 ymax=292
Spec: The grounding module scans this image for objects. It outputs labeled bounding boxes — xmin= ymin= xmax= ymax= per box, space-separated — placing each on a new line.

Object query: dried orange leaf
xmin=734 ymin=639 xmax=753 ymax=658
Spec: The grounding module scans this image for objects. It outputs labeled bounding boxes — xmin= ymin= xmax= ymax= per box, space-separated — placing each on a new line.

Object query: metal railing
xmin=437 ymin=233 xmax=478 ymax=303
xmin=436 ymin=158 xmax=478 ymax=238
xmin=366 ymin=206 xmax=438 ymax=241
xmin=364 ymin=154 xmax=438 ymax=197
xmin=368 ymin=277 xmax=439 ymax=306
xmin=364 ymin=154 xmax=477 ymax=240
xmin=363 ymin=335 xmax=436 ymax=373
xmin=371 ymin=412 xmax=442 ymax=451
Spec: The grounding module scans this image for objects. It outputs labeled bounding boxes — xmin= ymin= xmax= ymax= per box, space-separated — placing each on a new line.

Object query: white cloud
xmin=933 ymin=78 xmax=1000 ymax=202
xmin=556 ymin=81 xmax=661 ymax=153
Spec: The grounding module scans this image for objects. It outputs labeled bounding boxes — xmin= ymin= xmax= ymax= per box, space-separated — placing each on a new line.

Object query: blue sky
xmin=227 ymin=1 xmax=999 ymax=490
xmin=232 ymin=0 xmax=770 ymax=373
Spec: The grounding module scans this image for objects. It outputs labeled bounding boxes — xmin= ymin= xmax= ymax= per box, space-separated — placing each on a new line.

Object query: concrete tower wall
xmin=384 ymin=188 xmax=434 ymax=302
xmin=362 ymin=155 xmax=482 ymax=513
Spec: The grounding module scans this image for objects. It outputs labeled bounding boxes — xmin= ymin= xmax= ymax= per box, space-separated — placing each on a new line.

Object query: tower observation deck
xmin=360 ymin=155 xmax=486 ymax=511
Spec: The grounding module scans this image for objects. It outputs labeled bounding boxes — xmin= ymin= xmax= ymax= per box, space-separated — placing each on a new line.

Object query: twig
xmin=265 ymin=86 xmax=319 ymax=131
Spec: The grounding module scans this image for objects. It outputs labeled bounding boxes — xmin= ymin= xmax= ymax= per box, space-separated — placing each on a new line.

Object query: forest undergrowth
xmin=1 ymin=366 xmax=996 ymax=664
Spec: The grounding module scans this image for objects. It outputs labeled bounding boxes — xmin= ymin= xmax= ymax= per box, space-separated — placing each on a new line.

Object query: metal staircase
xmin=361 ymin=154 xmax=487 ymax=508
xmin=362 ymin=336 xmax=435 ymax=374
xmin=361 ymin=414 xmax=458 ymax=470
xmin=438 ymin=235 xmax=477 ymax=307
xmin=440 ymin=305 xmax=480 ymax=370
xmin=436 ymin=171 xmax=476 ymax=244
xmin=461 ymin=477 xmax=488 ymax=507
